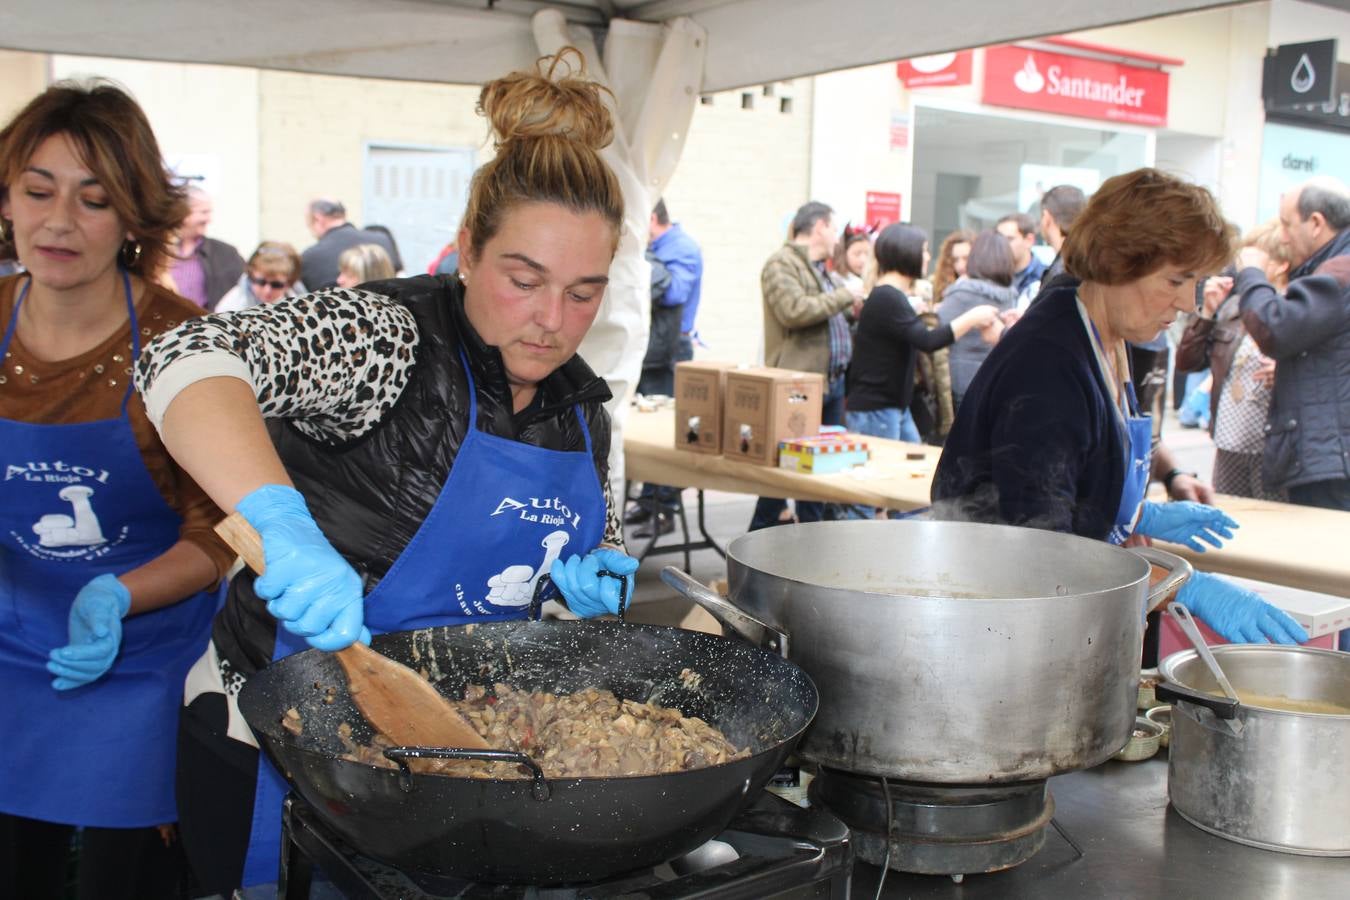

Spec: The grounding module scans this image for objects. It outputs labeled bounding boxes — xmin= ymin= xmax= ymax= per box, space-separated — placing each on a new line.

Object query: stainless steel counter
xmin=849 ymin=757 xmax=1350 ymax=899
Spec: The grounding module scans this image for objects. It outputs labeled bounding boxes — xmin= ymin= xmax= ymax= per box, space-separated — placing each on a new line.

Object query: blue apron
xmin=241 ymin=348 xmax=607 ymax=885
xmin=1086 ymin=318 xmax=1153 ymax=545
xmin=0 ymin=273 xmax=217 ymax=827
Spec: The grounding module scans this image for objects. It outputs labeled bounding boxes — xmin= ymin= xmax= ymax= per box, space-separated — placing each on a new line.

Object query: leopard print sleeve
xmin=601 ymin=477 xmax=624 ymax=551
xmin=136 ymin=288 xmax=419 ymax=444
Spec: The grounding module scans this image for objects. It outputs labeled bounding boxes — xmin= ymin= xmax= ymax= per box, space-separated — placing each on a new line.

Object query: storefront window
xmin=1257 ymin=122 xmax=1350 ymax=224
xmin=911 ymin=104 xmax=1151 ymax=252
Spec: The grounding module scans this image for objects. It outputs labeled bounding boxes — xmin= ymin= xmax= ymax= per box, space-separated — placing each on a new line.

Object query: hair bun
xmin=477 ymin=47 xmax=614 ymax=151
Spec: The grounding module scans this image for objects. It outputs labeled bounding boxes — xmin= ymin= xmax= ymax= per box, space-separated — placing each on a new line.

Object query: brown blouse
xmin=0 ymin=275 xmax=234 ymax=581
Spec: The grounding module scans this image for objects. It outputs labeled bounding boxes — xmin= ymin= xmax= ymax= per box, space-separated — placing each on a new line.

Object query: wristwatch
xmin=1162 ymin=468 xmax=1197 ymax=494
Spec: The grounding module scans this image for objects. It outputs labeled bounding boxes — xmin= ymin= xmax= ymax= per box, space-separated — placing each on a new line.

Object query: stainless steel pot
xmin=662 ymin=520 xmax=1189 ymax=783
xmin=1157 ymin=645 xmax=1350 ymax=856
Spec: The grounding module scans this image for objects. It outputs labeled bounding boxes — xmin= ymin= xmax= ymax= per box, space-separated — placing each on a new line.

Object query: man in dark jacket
xmin=300 ymin=198 xmax=396 ymax=290
xmin=1039 ymin=185 xmax=1086 ymax=283
xmin=169 ymin=187 xmax=245 ymax=310
xmin=996 ymin=212 xmax=1046 ymax=306
xmin=1236 ymin=177 xmax=1350 ymax=510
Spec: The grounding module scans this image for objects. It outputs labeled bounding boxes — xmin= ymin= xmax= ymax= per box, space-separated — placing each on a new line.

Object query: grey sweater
xmin=937 ymin=278 xmax=1017 ymax=398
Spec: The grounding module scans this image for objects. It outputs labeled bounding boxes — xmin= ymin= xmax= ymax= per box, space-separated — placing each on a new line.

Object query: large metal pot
xmin=662 ymin=520 xmax=1189 ymax=783
xmin=1156 ymin=645 xmax=1350 ymax=856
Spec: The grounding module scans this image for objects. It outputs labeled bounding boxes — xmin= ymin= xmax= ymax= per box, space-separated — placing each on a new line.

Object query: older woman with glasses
xmin=933 ymin=168 xmax=1306 ymax=647
xmin=215 ymin=240 xmax=303 ymax=312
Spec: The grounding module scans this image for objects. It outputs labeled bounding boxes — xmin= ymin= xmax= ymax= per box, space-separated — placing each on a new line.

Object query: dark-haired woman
xmin=937 ymin=229 xmax=1017 ymax=413
xmin=845 ymin=224 xmax=996 ymax=515
xmin=135 ymin=50 xmax=639 ymax=891
xmin=0 ymin=82 xmax=230 ymax=899
xmin=933 ymin=168 xmax=1305 ymax=647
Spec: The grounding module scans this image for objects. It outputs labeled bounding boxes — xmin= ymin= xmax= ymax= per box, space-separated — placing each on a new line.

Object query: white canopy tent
xmin=0 ymin=0 xmax=1270 ymax=495
xmin=0 ymin=1 xmax=1250 ymax=93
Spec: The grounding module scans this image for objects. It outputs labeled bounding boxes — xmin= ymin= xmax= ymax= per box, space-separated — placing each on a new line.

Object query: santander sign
xmin=984 ymin=46 xmax=1169 ymax=127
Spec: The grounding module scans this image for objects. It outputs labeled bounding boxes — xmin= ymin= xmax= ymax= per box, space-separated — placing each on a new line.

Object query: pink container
xmin=1158 ymin=574 xmax=1348 ymax=659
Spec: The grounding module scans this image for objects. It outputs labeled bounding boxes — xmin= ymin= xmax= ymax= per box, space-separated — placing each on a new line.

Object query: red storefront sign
xmin=896 ymin=51 xmax=973 ymax=88
xmin=865 ymin=191 xmax=902 ymax=228
xmin=983 ymin=45 xmax=1169 ymax=127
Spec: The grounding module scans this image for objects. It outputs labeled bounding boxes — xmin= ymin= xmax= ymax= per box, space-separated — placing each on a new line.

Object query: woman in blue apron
xmin=133 ymin=49 xmax=641 ymax=893
xmin=0 ymin=83 xmax=232 ymax=899
xmin=931 ymin=168 xmax=1307 ymax=646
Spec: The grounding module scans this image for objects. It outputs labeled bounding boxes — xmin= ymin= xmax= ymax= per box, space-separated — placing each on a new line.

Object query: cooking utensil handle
xmin=217 ymin=511 xmax=266 ymax=573
xmin=659 ymin=566 xmax=789 ymax=656
xmin=1168 ymin=602 xmax=1242 ymax=702
xmin=383 ymin=747 xmax=552 ymax=800
xmin=216 ymin=510 xmax=371 ymax=689
xmin=528 ymin=570 xmax=631 ymax=622
xmin=1128 ymin=546 xmax=1192 ymax=613
xmin=1155 ymin=682 xmax=1240 ymax=720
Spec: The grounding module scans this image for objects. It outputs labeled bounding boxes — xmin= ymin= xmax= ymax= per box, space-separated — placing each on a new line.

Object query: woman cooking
xmin=0 ymin=82 xmax=231 ymax=899
xmin=932 ymin=169 xmax=1307 ymax=646
xmin=134 ymin=49 xmax=640 ymax=892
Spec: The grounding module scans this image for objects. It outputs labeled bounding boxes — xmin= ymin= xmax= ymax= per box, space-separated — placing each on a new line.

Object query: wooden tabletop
xmin=622 ymin=405 xmax=1350 ymax=598
xmin=1143 ymin=486 xmax=1350 ymax=599
xmin=623 ymin=405 xmax=935 ymax=508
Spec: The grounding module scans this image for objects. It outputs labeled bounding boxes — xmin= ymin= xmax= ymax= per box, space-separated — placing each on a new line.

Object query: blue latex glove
xmin=1136 ymin=500 xmax=1238 ymax=552
xmin=47 ymin=573 xmax=132 ymax=690
xmin=1178 ymin=572 xmax=1308 ymax=645
xmin=550 ymin=549 xmax=640 ymax=618
xmin=236 ymin=484 xmax=370 ymax=651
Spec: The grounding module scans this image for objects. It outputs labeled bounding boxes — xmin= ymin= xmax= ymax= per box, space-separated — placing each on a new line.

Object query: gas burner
xmin=809 ymin=767 xmax=1058 ymax=879
xmin=275 ymin=790 xmax=851 ymax=899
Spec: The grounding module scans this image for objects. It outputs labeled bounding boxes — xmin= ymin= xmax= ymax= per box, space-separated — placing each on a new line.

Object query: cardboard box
xmin=722 ymin=368 xmax=824 ymax=466
xmin=673 ymin=360 xmax=738 ymax=454
xmin=778 ymin=433 xmax=871 ymax=474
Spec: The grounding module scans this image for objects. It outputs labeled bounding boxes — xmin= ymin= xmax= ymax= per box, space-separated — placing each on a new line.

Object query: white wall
xmin=255 ymin=69 xmax=482 ymax=260
xmin=809 ymin=63 xmax=909 ymax=224
xmin=660 ymin=81 xmax=814 ymax=365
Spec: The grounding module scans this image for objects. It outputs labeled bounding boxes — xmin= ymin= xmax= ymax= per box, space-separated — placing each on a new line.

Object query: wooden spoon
xmin=216 ymin=512 xmax=488 ymax=750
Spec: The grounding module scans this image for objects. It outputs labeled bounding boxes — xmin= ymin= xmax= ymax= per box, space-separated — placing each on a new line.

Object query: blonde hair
xmin=1242 ymin=219 xmax=1289 ymax=264
xmin=0 ymin=79 xmax=187 ymax=279
xmin=338 ymin=243 xmax=395 ymax=283
xmin=460 ymin=48 xmax=623 ymax=261
xmin=1242 ymin=218 xmax=1292 ymax=290
xmin=1063 ymin=168 xmax=1236 ymax=285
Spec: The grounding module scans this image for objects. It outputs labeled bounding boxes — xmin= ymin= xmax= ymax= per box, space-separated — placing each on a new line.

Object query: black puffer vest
xmin=213 ymin=274 xmax=613 ymax=674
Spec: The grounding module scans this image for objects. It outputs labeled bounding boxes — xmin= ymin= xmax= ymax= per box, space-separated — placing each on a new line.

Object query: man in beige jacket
xmin=751 ymin=201 xmax=864 ymax=530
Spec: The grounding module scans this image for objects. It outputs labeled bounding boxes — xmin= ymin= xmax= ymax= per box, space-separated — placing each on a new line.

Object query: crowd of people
xmin=1 ymin=50 xmax=1348 ymax=900
xmin=726 ymin=173 xmax=1349 ymax=524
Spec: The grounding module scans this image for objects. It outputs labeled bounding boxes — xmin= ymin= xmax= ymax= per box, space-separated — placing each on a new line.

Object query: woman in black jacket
xmin=134 ymin=49 xmax=638 ymax=893
xmin=844 ymin=224 xmax=996 ymax=516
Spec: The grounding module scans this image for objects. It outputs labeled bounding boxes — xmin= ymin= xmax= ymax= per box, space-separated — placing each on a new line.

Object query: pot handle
xmin=1155 ymin=682 xmax=1240 ymax=720
xmin=383 ymin=747 xmax=551 ymax=800
xmin=1128 ymin=546 xmax=1193 ymax=613
xmin=659 ymin=566 xmax=790 ymax=657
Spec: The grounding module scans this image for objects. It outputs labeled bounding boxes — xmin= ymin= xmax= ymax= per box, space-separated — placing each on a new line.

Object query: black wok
xmin=238 ymin=619 xmax=818 ymax=884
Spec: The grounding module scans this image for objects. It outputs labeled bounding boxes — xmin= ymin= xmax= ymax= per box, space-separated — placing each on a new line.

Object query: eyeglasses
xmin=249 ymin=275 xmax=289 ymax=290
